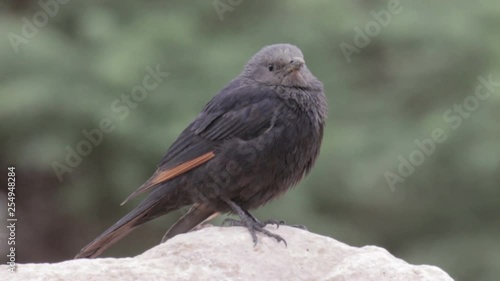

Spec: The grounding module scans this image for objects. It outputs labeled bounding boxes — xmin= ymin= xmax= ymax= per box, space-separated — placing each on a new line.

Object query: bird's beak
xmin=288 ymin=57 xmax=305 ymax=72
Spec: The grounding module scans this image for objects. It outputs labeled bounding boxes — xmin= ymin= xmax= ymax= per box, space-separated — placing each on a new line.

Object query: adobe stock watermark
xmin=7 ymin=0 xmax=71 ymax=54
xmin=385 ymin=74 xmax=499 ymax=191
xmin=51 ymin=65 xmax=169 ymax=182
xmin=213 ymin=0 xmax=244 ymax=21
xmin=339 ymin=0 xmax=412 ymax=63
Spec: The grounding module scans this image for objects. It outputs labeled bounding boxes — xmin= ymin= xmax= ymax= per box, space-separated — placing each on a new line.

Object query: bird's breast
xmin=227 ymin=111 xmax=322 ymax=208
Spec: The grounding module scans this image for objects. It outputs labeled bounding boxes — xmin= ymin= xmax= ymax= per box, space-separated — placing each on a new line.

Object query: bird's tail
xmin=75 ymin=198 xmax=164 ymax=259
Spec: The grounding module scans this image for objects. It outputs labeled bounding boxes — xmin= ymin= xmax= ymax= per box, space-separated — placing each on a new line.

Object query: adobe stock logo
xmin=339 ymin=0 xmax=412 ymax=63
xmin=7 ymin=0 xmax=71 ymax=53
xmin=213 ymin=0 xmax=244 ymax=21
xmin=385 ymin=74 xmax=499 ymax=191
xmin=51 ymin=65 xmax=169 ymax=182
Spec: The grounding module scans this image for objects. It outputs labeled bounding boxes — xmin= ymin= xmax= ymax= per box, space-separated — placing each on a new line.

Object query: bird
xmin=75 ymin=43 xmax=328 ymax=259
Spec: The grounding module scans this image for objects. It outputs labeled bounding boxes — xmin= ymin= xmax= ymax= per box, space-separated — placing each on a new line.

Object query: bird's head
xmin=242 ymin=44 xmax=322 ymax=90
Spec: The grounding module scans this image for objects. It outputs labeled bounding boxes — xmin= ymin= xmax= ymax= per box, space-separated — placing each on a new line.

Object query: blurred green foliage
xmin=0 ymin=1 xmax=499 ymax=280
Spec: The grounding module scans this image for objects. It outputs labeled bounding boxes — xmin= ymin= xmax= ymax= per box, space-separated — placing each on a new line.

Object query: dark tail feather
xmin=75 ymin=200 xmax=161 ymax=259
xmin=161 ymin=203 xmax=218 ymax=242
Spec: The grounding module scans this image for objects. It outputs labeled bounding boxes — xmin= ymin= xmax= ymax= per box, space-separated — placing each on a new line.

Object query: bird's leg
xmin=221 ymin=198 xmax=287 ymax=246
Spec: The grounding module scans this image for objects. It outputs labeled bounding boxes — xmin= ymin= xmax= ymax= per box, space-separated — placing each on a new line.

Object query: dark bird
xmin=75 ymin=43 xmax=328 ymax=259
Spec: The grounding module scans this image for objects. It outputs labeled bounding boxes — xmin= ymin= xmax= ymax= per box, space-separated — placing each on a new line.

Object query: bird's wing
xmin=121 ymin=82 xmax=283 ymax=204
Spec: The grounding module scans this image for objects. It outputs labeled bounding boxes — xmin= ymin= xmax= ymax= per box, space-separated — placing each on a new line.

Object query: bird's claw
xmin=261 ymin=219 xmax=285 ymax=228
xmin=262 ymin=219 xmax=308 ymax=231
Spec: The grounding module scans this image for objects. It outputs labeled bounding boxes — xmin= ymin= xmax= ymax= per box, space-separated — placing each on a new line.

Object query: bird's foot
xmin=222 ymin=217 xmax=287 ymax=246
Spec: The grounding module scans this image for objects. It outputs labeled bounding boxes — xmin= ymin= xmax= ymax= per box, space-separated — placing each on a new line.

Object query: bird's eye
xmin=267 ymin=63 xmax=274 ymax=72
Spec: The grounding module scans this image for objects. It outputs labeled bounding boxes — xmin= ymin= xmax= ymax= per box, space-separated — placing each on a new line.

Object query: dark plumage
xmin=75 ymin=43 xmax=328 ymax=259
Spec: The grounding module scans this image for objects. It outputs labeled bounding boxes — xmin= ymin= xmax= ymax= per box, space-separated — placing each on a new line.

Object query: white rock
xmin=0 ymin=226 xmax=454 ymax=281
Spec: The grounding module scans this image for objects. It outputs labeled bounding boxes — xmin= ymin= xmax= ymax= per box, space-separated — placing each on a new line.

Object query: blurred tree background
xmin=0 ymin=0 xmax=499 ymax=280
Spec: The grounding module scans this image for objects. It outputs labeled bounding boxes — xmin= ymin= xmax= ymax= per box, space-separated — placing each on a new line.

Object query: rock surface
xmin=1 ymin=226 xmax=454 ymax=281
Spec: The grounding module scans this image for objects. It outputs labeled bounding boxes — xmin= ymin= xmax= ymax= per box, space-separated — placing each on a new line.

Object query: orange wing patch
xmin=121 ymin=152 xmax=215 ymax=205
xmin=149 ymin=152 xmax=215 ymax=186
